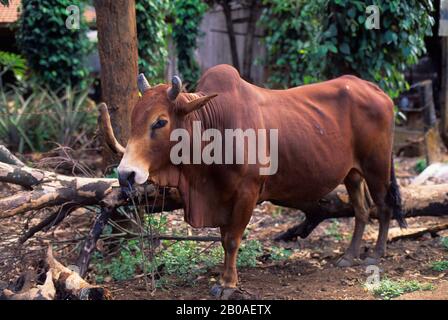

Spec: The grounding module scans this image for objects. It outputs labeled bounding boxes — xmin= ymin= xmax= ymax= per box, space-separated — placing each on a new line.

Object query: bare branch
xmin=0 ymin=144 xmax=25 ymax=167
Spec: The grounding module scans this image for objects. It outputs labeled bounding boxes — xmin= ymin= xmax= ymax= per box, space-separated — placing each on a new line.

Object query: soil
xmin=1 ymin=156 xmax=447 ymax=300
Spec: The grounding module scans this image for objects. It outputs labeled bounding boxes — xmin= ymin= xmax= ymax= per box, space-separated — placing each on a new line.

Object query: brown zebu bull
xmin=118 ymin=64 xmax=406 ymax=296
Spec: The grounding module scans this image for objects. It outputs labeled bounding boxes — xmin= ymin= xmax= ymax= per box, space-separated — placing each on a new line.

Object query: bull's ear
xmin=179 ymin=94 xmax=218 ymax=115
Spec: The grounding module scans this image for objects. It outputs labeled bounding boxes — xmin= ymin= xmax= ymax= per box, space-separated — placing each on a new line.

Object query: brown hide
xmin=131 ymin=65 xmax=394 ymax=228
xmin=182 ymin=65 xmax=391 ymax=227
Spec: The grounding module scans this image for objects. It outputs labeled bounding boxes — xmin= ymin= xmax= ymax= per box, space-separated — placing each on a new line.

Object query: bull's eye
xmin=151 ymin=119 xmax=167 ymax=130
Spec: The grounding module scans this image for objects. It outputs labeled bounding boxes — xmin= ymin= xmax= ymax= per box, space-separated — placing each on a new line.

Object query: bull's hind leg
xmin=363 ymin=166 xmax=393 ymax=265
xmin=336 ymin=170 xmax=370 ymax=267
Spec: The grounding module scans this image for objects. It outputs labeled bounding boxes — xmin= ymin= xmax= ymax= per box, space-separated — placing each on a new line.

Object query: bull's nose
xmin=118 ymin=169 xmax=136 ymax=189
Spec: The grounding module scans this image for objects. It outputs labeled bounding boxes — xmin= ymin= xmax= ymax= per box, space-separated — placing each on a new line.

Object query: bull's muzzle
xmin=118 ymin=169 xmax=136 ymax=193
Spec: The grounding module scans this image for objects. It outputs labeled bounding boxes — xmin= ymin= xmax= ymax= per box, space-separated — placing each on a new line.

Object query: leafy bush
xmin=136 ymin=0 xmax=171 ymax=82
xmin=17 ymin=0 xmax=92 ymax=90
xmin=260 ymin=0 xmax=434 ymax=98
xmin=172 ymin=0 xmax=208 ymax=89
xmin=0 ymin=84 xmax=96 ymax=152
xmin=372 ymin=279 xmax=433 ymax=300
xmin=0 ymin=86 xmax=47 ymax=152
xmin=0 ymin=51 xmax=27 ymax=82
xmin=259 ymin=0 xmax=324 ymax=88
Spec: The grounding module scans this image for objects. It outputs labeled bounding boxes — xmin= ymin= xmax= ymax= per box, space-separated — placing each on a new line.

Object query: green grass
xmin=432 ymin=260 xmax=448 ymax=272
xmin=372 ymin=279 xmax=434 ymax=300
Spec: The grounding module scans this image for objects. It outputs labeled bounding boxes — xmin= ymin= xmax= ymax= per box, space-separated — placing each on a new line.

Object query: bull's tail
xmin=385 ymin=154 xmax=407 ymax=228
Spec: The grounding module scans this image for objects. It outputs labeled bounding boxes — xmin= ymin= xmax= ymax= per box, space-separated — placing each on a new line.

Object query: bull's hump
xmin=198 ymin=64 xmax=242 ymax=93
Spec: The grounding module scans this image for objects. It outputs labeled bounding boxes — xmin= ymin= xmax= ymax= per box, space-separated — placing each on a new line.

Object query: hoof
xmin=335 ymin=256 xmax=355 ymax=267
xmin=210 ymin=284 xmax=224 ymax=298
xmin=210 ymin=284 xmax=257 ymax=300
xmin=363 ymin=256 xmax=380 ymax=266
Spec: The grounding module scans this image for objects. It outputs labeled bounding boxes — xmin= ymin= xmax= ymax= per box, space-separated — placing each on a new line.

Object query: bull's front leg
xmin=219 ymin=224 xmax=245 ymax=288
xmin=211 ymin=192 xmax=257 ymax=299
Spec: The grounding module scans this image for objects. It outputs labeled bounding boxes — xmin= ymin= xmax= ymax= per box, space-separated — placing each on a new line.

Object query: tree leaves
xmin=260 ymin=0 xmax=434 ymax=98
xmin=16 ymin=0 xmax=92 ymax=90
xmin=172 ymin=0 xmax=208 ymax=89
xmin=136 ymin=0 xmax=171 ymax=82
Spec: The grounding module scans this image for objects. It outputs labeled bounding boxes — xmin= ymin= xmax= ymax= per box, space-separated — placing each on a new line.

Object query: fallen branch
xmin=0 ymin=161 xmax=182 ymax=220
xmin=77 ymin=207 xmax=114 ymax=277
xmin=0 ymin=144 xmax=25 ymax=167
xmin=2 ymin=270 xmax=55 ymax=300
xmin=1 ymin=247 xmax=110 ymax=300
xmin=390 ymin=223 xmax=448 ymax=242
xmin=276 ymin=183 xmax=448 ymax=241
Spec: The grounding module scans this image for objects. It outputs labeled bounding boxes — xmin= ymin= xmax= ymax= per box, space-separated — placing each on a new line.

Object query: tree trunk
xmin=441 ymin=37 xmax=448 ymax=148
xmin=221 ymin=1 xmax=240 ymax=71
xmin=242 ymin=0 xmax=258 ymax=81
xmin=94 ymin=0 xmax=139 ymax=168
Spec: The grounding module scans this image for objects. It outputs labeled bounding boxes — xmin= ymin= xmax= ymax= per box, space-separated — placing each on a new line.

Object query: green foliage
xmin=431 ymin=260 xmax=448 ymax=272
xmin=260 ymin=0 xmax=434 ymax=98
xmin=43 ymin=85 xmax=96 ymax=148
xmin=17 ymin=0 xmax=92 ymax=90
xmin=172 ymin=0 xmax=208 ymax=89
xmin=93 ymin=238 xmax=223 ymax=284
xmin=441 ymin=237 xmax=448 ymax=250
xmin=237 ymin=240 xmax=263 ymax=267
xmin=92 ymin=215 xmax=264 ymax=285
xmin=136 ymin=0 xmax=171 ymax=82
xmin=0 ymin=0 xmax=10 ymax=6
xmin=0 ymin=86 xmax=47 ymax=152
xmin=415 ymin=158 xmax=427 ymax=174
xmin=268 ymin=246 xmax=292 ymax=261
xmin=0 ymin=51 xmax=27 ymax=81
xmin=259 ymin=0 xmax=324 ymax=87
xmin=325 ymin=219 xmax=344 ymax=241
xmin=372 ymin=279 xmax=433 ymax=300
xmin=0 ymin=84 xmax=96 ymax=152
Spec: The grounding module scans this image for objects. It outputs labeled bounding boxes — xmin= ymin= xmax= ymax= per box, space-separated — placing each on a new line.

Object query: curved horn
xmin=168 ymin=76 xmax=182 ymax=101
xmin=137 ymin=73 xmax=151 ymax=93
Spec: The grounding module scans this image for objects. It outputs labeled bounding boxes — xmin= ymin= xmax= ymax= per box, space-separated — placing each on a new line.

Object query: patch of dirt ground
xmin=105 ymin=212 xmax=448 ymax=300
xmin=1 ymin=156 xmax=447 ymax=300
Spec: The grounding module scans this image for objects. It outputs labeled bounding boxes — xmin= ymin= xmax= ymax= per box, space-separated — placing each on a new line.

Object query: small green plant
xmin=325 ymin=219 xmax=343 ymax=241
xmin=93 ymin=239 xmax=223 ymax=285
xmin=237 ymin=240 xmax=263 ymax=268
xmin=0 ymin=51 xmax=27 ymax=83
xmin=269 ymin=246 xmax=292 ymax=261
xmin=415 ymin=158 xmax=427 ymax=174
xmin=372 ymin=279 xmax=433 ymax=300
xmin=431 ymin=260 xmax=448 ymax=272
xmin=441 ymin=237 xmax=448 ymax=250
